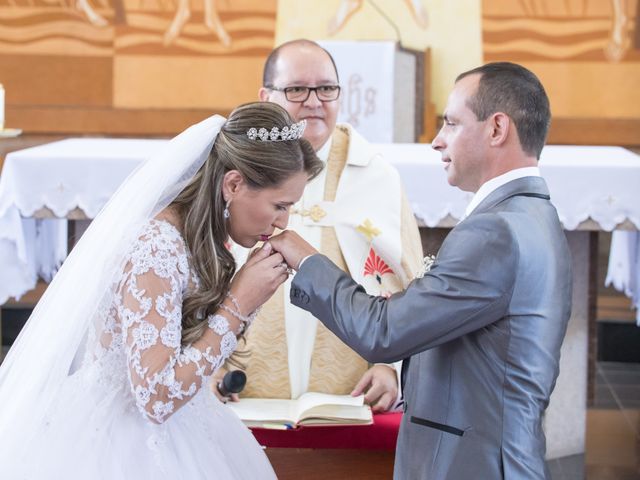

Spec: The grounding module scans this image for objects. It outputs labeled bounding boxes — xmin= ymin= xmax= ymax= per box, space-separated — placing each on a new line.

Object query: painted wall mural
xmin=483 ymin=0 xmax=638 ymax=63
xmin=0 ymin=0 xmax=276 ymax=116
xmin=482 ymin=0 xmax=639 ymax=119
xmin=0 ymin=0 xmax=637 ymax=134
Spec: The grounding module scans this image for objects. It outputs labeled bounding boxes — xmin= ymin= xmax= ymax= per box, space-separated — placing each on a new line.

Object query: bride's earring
xmin=223 ymin=199 xmax=231 ymax=219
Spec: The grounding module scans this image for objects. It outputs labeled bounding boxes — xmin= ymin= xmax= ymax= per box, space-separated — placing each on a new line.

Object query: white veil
xmin=0 ymin=115 xmax=226 ymax=454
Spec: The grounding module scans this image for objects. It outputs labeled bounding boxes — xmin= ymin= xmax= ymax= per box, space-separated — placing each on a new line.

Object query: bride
xmin=0 ymin=102 xmax=322 ymax=479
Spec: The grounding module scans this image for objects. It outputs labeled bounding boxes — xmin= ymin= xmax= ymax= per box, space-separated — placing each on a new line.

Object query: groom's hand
xmin=268 ymin=230 xmax=318 ymax=270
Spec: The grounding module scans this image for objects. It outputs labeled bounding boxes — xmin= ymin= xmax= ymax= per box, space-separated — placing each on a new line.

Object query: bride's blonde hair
xmin=171 ymin=102 xmax=322 ymax=345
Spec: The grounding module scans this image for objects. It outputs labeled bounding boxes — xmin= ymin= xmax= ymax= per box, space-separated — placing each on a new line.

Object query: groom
xmin=269 ymin=62 xmax=572 ymax=479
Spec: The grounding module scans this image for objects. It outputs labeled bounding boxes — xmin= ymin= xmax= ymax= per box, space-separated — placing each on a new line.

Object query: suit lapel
xmin=468 ymin=176 xmax=551 ymax=218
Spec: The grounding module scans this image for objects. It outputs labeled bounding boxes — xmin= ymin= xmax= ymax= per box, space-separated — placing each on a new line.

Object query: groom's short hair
xmin=457 ymin=62 xmax=550 ymax=160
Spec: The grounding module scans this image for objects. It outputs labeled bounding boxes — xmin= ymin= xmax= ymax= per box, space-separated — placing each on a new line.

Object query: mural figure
xmin=163 ymin=0 xmax=231 ymax=47
xmin=3 ymin=0 xmax=233 ymax=47
xmin=76 ymin=0 xmax=108 ymax=27
xmin=327 ymin=0 xmax=428 ymax=36
xmin=16 ymin=0 xmax=111 ymax=27
xmin=605 ymin=0 xmax=631 ymax=61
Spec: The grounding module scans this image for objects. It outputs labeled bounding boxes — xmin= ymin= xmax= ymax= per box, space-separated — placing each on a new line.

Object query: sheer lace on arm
xmin=118 ymin=221 xmax=241 ymax=424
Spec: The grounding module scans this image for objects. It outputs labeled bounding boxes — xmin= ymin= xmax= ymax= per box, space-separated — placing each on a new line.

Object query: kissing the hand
xmin=267 ymin=230 xmax=319 ymax=271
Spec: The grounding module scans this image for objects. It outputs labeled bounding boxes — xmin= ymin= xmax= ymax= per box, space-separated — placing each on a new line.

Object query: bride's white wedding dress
xmin=16 ymin=219 xmax=275 ymax=479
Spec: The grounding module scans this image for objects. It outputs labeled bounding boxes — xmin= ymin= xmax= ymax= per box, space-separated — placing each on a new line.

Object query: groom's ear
xmin=488 ymin=112 xmax=510 ymax=148
xmin=221 ymin=170 xmax=245 ymax=200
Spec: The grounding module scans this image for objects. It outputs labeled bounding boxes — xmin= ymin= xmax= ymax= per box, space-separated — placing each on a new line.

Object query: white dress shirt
xmin=464 ymin=167 xmax=541 ymax=219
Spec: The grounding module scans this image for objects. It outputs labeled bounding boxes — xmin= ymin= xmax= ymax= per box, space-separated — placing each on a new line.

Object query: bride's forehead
xmin=243 ymin=171 xmax=306 ymax=197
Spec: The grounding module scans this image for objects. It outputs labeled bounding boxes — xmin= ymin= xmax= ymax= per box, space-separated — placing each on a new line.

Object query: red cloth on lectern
xmin=250 ymin=412 xmax=401 ymax=450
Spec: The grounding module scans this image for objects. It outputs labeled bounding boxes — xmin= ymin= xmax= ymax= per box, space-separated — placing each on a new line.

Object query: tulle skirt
xmin=6 ymin=368 xmax=276 ymax=480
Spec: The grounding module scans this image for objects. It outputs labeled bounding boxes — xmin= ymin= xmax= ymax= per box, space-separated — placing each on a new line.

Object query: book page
xmin=296 ymin=393 xmax=371 ymax=425
xmin=295 ymin=392 xmax=365 ymax=419
xmin=299 ymin=403 xmax=372 ymax=425
xmin=227 ymin=393 xmax=370 ymax=427
xmin=226 ymin=398 xmax=298 ymax=425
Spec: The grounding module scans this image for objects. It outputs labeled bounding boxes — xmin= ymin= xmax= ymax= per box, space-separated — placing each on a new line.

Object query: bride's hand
xmin=211 ymin=368 xmax=240 ymax=403
xmin=229 ymin=242 xmax=289 ymax=315
xmin=268 ymin=230 xmax=318 ymax=270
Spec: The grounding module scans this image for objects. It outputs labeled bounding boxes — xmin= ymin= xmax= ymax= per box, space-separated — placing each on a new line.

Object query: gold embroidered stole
xmin=307 ymin=126 xmax=369 ymax=395
xmin=240 ymin=281 xmax=291 ymax=398
xmin=241 ymin=127 xmax=368 ymax=398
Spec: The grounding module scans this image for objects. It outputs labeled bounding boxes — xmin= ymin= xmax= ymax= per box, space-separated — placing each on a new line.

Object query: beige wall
xmin=275 ymin=0 xmax=483 ymax=115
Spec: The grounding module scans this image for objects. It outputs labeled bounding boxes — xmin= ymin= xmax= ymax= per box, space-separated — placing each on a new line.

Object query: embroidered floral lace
xmin=90 ymin=219 xmax=240 ymax=424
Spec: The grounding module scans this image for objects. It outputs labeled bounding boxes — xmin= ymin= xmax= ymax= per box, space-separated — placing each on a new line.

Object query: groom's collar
xmin=466 ymin=174 xmax=551 ymax=219
xmin=465 ymin=167 xmax=541 ymax=218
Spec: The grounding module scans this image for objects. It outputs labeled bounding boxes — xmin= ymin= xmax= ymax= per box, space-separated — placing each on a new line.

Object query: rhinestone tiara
xmin=246 ymin=120 xmax=306 ymax=142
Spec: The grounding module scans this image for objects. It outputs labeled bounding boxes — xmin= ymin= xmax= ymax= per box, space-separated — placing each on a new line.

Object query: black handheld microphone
xmin=217 ymin=370 xmax=247 ymax=398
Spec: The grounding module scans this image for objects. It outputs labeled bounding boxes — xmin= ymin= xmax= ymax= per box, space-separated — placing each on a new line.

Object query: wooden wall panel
xmin=0 ymin=55 xmax=112 ymax=107
xmin=4 ymin=106 xmax=226 ymax=136
xmin=547 ymin=118 xmax=640 ymax=146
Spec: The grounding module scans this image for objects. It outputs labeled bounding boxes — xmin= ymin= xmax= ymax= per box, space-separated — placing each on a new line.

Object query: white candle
xmin=0 ymin=83 xmax=4 ymax=131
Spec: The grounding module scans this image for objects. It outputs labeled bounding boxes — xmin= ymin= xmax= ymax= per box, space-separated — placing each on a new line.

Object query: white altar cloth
xmin=379 ymin=144 xmax=640 ymax=231
xmin=0 ymin=138 xmax=166 ymax=304
xmin=606 ymin=231 xmax=640 ymax=324
xmin=1 ymin=139 xmax=639 ymax=310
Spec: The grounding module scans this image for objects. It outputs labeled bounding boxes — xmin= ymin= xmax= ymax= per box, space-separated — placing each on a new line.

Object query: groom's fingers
xmin=244 ymin=242 xmax=272 ymax=266
xmin=269 ymin=231 xmax=314 ymax=269
xmin=268 ymin=231 xmax=300 ymax=253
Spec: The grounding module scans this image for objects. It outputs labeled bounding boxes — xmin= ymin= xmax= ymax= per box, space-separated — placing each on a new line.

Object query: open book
xmin=226 ymin=392 xmax=373 ymax=429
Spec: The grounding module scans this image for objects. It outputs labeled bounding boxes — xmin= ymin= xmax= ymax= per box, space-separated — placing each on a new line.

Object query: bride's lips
xmin=260 ymin=234 xmax=270 ymax=241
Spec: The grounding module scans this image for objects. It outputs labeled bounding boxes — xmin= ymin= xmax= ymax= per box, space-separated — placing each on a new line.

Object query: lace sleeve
xmin=118 ymin=222 xmax=242 ymax=424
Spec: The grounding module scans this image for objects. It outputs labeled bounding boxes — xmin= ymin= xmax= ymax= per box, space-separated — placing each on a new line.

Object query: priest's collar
xmin=316 ymin=137 xmax=331 ymax=163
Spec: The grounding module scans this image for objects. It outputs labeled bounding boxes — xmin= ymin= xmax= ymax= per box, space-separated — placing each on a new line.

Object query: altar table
xmin=1 ymin=138 xmax=638 ymax=460
xmin=2 ymin=140 xmax=637 ymax=307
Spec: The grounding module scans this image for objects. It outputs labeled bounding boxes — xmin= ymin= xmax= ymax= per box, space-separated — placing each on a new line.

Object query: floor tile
xmin=586 ymin=409 xmax=639 ymax=469
xmin=619 ymin=409 xmax=640 ymax=436
xmin=556 ymin=454 xmax=585 ymax=479
xmin=548 ymin=458 xmax=565 ymax=480
xmin=610 ymin=385 xmax=640 ymax=402
xmin=594 ymin=385 xmax=618 ymax=409
xmin=599 ymin=362 xmax=640 ymax=374
xmin=605 ymin=372 xmax=640 ymax=387
xmin=587 ymin=465 xmax=640 ymax=480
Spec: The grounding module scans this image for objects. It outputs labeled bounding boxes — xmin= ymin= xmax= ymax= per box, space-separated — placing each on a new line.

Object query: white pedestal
xmin=544 ymin=231 xmax=591 ymax=459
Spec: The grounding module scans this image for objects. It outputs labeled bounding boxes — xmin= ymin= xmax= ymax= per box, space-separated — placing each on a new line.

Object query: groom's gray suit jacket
xmin=290 ymin=176 xmax=572 ymax=479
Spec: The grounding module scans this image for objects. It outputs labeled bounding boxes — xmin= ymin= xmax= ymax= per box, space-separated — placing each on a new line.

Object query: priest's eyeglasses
xmin=266 ymin=85 xmax=341 ymax=103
